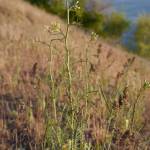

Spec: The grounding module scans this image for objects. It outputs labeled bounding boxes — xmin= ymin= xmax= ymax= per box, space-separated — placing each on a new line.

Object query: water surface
xmin=111 ymin=0 xmax=150 ymax=49
xmin=112 ymin=0 xmax=150 ymax=21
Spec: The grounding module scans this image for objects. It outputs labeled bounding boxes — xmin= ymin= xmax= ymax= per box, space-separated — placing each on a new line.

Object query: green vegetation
xmin=81 ymin=11 xmax=104 ymax=34
xmin=103 ymin=12 xmax=130 ymax=37
xmin=2 ymin=0 xmax=150 ymax=149
xmin=25 ymin=0 xmax=150 ymax=59
xmin=135 ymin=15 xmax=150 ymax=57
xmin=25 ymin=0 xmax=130 ymax=38
xmin=25 ymin=0 xmax=66 ymax=16
xmin=33 ymin=1 xmax=148 ymax=149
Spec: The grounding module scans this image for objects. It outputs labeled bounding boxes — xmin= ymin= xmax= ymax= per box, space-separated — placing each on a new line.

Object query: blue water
xmin=111 ymin=0 xmax=150 ymax=49
xmin=112 ymin=0 xmax=150 ymax=21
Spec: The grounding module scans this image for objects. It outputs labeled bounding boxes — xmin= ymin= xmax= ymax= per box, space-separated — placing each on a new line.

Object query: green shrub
xmin=25 ymin=0 xmax=130 ymax=38
xmin=25 ymin=0 xmax=49 ymax=8
xmin=26 ymin=0 xmax=66 ymax=16
xmin=81 ymin=11 xmax=104 ymax=34
xmin=49 ymin=0 xmax=66 ymax=17
xmin=103 ymin=12 xmax=130 ymax=37
xmin=135 ymin=15 xmax=150 ymax=57
xmin=26 ymin=0 xmax=48 ymax=5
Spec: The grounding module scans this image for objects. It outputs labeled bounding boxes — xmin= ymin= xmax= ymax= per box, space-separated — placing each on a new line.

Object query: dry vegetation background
xmin=0 ymin=0 xmax=150 ymax=149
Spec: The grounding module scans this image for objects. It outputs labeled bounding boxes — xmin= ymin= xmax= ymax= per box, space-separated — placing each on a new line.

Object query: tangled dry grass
xmin=0 ymin=0 xmax=150 ymax=149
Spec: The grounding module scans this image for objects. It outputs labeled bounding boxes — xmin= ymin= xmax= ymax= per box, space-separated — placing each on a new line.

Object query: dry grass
xmin=0 ymin=0 xmax=150 ymax=149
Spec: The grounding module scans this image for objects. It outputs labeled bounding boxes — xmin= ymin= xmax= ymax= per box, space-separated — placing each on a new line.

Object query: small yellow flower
xmin=50 ymin=22 xmax=61 ymax=33
xmin=143 ymin=80 xmax=150 ymax=89
xmin=125 ymin=119 xmax=129 ymax=129
xmin=44 ymin=22 xmax=61 ymax=33
xmin=91 ymin=32 xmax=98 ymax=41
xmin=62 ymin=144 xmax=68 ymax=150
xmin=71 ymin=1 xmax=80 ymax=11
xmin=74 ymin=1 xmax=80 ymax=10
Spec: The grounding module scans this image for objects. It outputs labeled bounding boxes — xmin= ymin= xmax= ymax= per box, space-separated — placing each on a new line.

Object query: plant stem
xmin=85 ymin=44 xmax=89 ymax=116
xmin=65 ymin=0 xmax=74 ymax=149
xmin=130 ymin=87 xmax=143 ymax=130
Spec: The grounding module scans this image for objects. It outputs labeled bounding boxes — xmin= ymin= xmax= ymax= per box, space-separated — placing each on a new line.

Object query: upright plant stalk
xmin=42 ymin=42 xmax=57 ymax=149
xmin=130 ymin=87 xmax=143 ymax=131
xmin=85 ymin=44 xmax=90 ymax=116
xmin=65 ymin=0 xmax=72 ymax=102
xmin=65 ymin=0 xmax=74 ymax=149
xmin=49 ymin=53 xmax=57 ymax=121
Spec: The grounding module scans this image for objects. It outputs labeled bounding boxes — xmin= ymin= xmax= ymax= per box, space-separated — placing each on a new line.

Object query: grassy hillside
xmin=0 ymin=0 xmax=150 ymax=149
xmin=25 ymin=0 xmax=130 ymax=38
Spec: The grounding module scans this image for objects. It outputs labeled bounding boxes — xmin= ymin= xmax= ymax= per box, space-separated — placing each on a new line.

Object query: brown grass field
xmin=0 ymin=0 xmax=150 ymax=149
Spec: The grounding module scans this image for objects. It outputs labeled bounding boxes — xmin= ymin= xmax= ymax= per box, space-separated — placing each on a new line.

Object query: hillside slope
xmin=0 ymin=0 xmax=149 ymax=95
xmin=0 ymin=0 xmax=150 ymax=149
xmin=0 ymin=0 xmax=150 ymax=77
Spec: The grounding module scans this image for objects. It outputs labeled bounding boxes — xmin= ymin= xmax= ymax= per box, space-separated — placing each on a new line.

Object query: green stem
xmin=85 ymin=44 xmax=89 ymax=116
xmin=65 ymin=1 xmax=74 ymax=149
xmin=49 ymin=39 xmax=57 ymax=121
xmin=130 ymin=88 xmax=143 ymax=130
